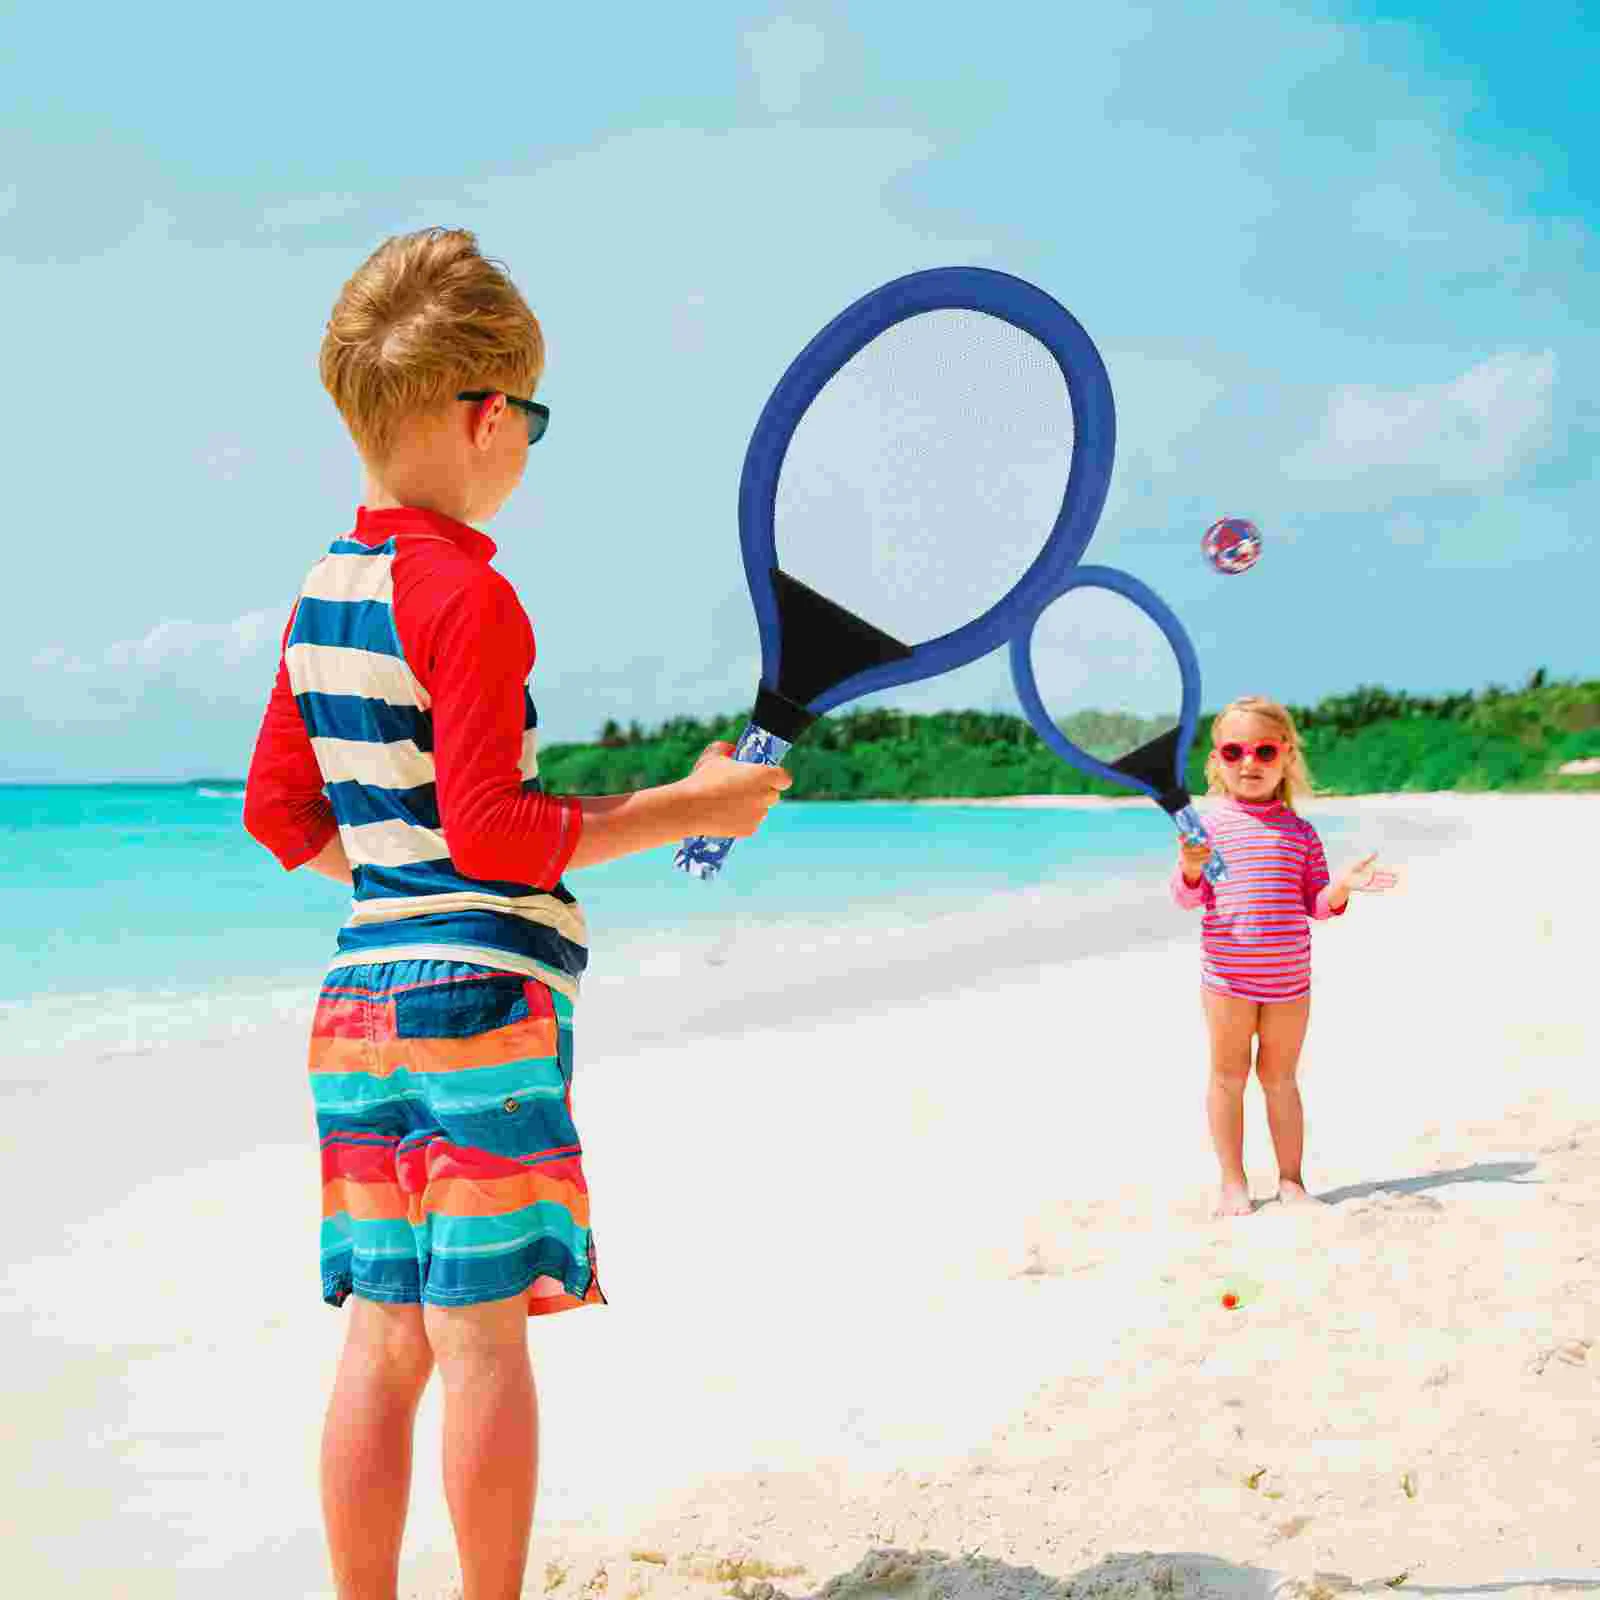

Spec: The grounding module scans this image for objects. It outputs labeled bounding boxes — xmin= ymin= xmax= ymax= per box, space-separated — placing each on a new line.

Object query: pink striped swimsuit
xmin=1171 ymin=797 xmax=1346 ymax=1003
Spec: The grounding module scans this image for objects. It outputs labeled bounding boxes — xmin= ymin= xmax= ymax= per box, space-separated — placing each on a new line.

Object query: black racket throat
xmin=753 ymin=569 xmax=915 ymax=743
xmin=1110 ymin=724 xmax=1191 ymax=815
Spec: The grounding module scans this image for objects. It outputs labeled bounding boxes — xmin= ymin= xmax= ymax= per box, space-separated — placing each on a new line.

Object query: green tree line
xmin=540 ymin=671 xmax=1600 ymax=800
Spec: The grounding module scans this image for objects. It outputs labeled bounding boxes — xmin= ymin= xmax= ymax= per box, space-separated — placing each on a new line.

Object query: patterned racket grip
xmin=672 ymin=721 xmax=794 ymax=879
xmin=1173 ymin=803 xmax=1229 ymax=883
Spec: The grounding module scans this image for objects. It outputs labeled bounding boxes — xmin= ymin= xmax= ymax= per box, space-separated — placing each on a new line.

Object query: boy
xmin=243 ymin=227 xmax=789 ymax=1600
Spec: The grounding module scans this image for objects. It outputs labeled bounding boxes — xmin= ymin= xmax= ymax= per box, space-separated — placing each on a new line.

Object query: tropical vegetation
xmin=538 ymin=671 xmax=1600 ymax=800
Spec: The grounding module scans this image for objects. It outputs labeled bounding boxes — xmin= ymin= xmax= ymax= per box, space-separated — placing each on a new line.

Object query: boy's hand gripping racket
xmin=674 ymin=266 xmax=1116 ymax=878
xmin=1006 ymin=566 xmax=1228 ymax=882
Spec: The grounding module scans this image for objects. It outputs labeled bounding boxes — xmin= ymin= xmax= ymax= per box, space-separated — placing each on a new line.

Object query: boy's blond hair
xmin=1204 ymin=695 xmax=1316 ymax=811
xmin=319 ymin=227 xmax=544 ymax=464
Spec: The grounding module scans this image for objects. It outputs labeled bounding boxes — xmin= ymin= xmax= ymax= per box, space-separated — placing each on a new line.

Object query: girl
xmin=1172 ymin=696 xmax=1393 ymax=1219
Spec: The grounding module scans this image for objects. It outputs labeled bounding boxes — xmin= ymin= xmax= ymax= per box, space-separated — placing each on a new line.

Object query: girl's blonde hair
xmin=318 ymin=227 xmax=544 ymax=465
xmin=1204 ymin=695 xmax=1316 ymax=811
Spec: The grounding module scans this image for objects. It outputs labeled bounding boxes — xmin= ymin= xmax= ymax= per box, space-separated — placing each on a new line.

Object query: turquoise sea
xmin=0 ymin=783 xmax=1357 ymax=1056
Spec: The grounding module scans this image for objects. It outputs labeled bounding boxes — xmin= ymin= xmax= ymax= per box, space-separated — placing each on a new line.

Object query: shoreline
xmin=3 ymin=795 xmax=1510 ymax=1071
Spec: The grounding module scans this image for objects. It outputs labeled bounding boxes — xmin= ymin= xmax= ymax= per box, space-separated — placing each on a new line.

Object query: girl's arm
xmin=1302 ymin=828 xmax=1350 ymax=919
xmin=1172 ymin=835 xmax=1212 ymax=909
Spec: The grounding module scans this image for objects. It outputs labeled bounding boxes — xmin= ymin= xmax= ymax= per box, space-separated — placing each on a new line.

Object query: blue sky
xmin=3 ymin=0 xmax=1594 ymax=781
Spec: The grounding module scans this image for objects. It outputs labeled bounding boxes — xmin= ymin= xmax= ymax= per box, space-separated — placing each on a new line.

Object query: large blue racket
xmin=674 ymin=266 xmax=1116 ymax=878
xmin=1007 ymin=565 xmax=1227 ymax=882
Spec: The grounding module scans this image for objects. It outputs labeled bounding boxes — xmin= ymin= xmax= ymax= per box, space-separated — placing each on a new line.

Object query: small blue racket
xmin=674 ymin=266 xmax=1116 ymax=878
xmin=1007 ymin=565 xmax=1228 ymax=882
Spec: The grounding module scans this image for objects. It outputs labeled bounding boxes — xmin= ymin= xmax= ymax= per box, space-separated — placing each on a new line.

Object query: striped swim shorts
xmin=308 ymin=958 xmax=604 ymax=1315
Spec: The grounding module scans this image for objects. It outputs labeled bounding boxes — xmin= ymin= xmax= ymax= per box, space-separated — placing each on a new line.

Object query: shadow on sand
xmin=1297 ymin=1160 xmax=1542 ymax=1208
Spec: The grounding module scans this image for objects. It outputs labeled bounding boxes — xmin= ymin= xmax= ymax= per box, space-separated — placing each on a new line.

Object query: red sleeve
xmin=398 ymin=559 xmax=582 ymax=889
xmin=1301 ymin=823 xmax=1347 ymax=918
xmin=243 ymin=607 xmax=339 ymax=871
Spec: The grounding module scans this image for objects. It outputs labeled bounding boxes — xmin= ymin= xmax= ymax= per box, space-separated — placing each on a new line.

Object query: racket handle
xmin=672 ymin=721 xmax=794 ymax=880
xmin=1173 ymin=803 xmax=1228 ymax=883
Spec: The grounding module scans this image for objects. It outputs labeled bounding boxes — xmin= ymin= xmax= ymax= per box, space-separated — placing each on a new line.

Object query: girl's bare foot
xmin=1276 ymin=1178 xmax=1324 ymax=1207
xmin=1212 ymin=1181 xmax=1255 ymax=1218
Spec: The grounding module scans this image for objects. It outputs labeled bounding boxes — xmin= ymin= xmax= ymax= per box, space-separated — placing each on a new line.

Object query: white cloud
xmin=102 ymin=609 xmax=279 ymax=672
xmin=743 ymin=16 xmax=828 ymax=114
xmin=1282 ymin=350 xmax=1557 ymax=489
xmin=23 ymin=609 xmax=282 ymax=749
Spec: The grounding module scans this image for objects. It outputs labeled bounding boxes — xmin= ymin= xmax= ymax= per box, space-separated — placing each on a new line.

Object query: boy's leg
xmin=1254 ymin=995 xmax=1318 ymax=1203
xmin=1201 ymin=987 xmax=1259 ymax=1217
xmin=425 ymin=1295 xmax=539 ymax=1600
xmin=321 ymin=1298 xmax=435 ymax=1600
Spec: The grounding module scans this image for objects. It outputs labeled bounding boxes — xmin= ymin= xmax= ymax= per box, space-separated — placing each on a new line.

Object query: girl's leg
xmin=1202 ymin=987 xmax=1260 ymax=1217
xmin=425 ymin=1294 xmax=539 ymax=1600
xmin=1254 ymin=994 xmax=1318 ymax=1203
xmin=321 ymin=1298 xmax=435 ymax=1600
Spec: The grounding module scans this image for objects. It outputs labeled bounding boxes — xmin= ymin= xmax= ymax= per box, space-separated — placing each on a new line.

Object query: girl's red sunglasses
xmin=1216 ymin=741 xmax=1286 ymax=765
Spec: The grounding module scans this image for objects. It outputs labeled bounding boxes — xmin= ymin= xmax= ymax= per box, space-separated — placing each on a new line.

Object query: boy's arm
xmin=565 ymin=755 xmax=738 ymax=870
xmin=243 ymin=610 xmax=341 ymax=871
xmin=565 ymin=789 xmax=696 ymax=870
xmin=416 ymin=568 xmax=785 ymax=881
xmin=304 ymin=833 xmax=354 ymax=884
xmin=418 ymin=569 xmax=701 ymax=883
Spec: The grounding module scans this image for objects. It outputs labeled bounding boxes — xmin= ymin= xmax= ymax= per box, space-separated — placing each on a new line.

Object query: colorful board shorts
xmin=308 ymin=959 xmax=604 ymax=1315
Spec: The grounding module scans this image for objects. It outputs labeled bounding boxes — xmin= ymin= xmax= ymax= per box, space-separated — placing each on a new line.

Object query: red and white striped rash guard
xmin=1170 ymin=795 xmax=1346 ymax=1003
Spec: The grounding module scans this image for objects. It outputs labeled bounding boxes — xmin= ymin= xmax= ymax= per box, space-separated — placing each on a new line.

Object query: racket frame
xmin=1006 ymin=563 xmax=1227 ymax=881
xmin=739 ymin=265 xmax=1117 ymax=718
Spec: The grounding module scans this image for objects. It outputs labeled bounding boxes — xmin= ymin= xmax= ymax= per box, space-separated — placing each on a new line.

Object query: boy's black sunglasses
xmin=457 ymin=390 xmax=550 ymax=445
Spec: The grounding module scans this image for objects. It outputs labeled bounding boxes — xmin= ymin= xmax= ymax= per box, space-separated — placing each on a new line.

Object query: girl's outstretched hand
xmin=1338 ymin=852 xmax=1401 ymax=894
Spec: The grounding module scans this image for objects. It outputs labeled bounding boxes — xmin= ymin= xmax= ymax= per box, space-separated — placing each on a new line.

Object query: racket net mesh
xmin=1030 ymin=587 xmax=1181 ymax=763
xmin=773 ymin=308 xmax=1075 ymax=646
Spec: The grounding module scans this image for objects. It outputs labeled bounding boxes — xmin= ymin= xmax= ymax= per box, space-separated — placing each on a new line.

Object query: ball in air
xmin=1202 ymin=517 xmax=1263 ymax=575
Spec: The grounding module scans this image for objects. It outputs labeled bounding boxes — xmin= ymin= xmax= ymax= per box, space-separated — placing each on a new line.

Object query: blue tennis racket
xmin=674 ymin=266 xmax=1116 ymax=878
xmin=1007 ymin=565 xmax=1227 ymax=882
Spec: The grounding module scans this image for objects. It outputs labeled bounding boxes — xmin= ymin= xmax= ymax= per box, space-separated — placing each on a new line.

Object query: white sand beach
xmin=5 ymin=793 xmax=1597 ymax=1599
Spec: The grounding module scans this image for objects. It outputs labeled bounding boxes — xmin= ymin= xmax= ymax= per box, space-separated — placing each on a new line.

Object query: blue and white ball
xmin=1202 ymin=517 xmax=1263 ymax=575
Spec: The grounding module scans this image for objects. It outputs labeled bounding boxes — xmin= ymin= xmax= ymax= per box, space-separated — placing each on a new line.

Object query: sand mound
xmin=809 ymin=1548 xmax=1331 ymax=1600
